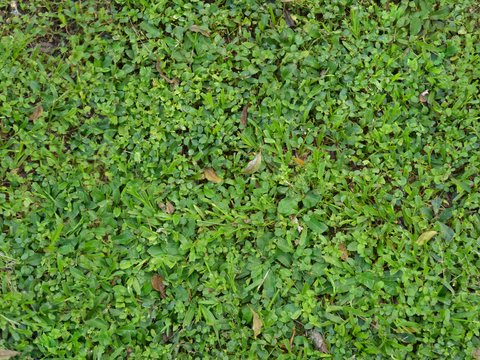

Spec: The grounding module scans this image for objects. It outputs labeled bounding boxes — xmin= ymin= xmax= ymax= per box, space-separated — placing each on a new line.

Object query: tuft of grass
xmin=1 ymin=0 xmax=479 ymax=358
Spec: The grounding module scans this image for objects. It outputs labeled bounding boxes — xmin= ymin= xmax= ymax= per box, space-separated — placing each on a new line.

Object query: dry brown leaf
xmin=189 ymin=25 xmax=211 ymax=37
xmin=240 ymin=103 xmax=249 ymax=127
xmin=251 ymin=308 xmax=263 ymax=338
xmin=165 ymin=201 xmax=175 ymax=214
xmin=289 ymin=325 xmax=296 ymax=350
xmin=29 ymin=104 xmax=43 ymax=121
xmin=283 ymin=7 xmax=296 ymax=28
xmin=158 ymin=201 xmax=175 ymax=214
xmin=204 ymin=168 xmax=223 ymax=183
xmin=10 ymin=1 xmax=20 ymax=15
xmin=155 ymin=60 xmax=179 ymax=86
xmin=151 ymin=274 xmax=166 ymax=299
xmin=292 ymin=157 xmax=305 ymax=167
xmin=419 ymin=89 xmax=429 ymax=104
xmin=473 ymin=348 xmax=480 ymax=360
xmin=308 ymin=330 xmax=328 ymax=353
xmin=339 ymin=243 xmax=349 ymax=261
xmin=290 ymin=215 xmax=303 ymax=234
xmin=416 ymin=230 xmax=437 ymax=245
xmin=242 ymin=151 xmax=262 ymax=174
xmin=0 ymin=349 xmax=20 ymax=360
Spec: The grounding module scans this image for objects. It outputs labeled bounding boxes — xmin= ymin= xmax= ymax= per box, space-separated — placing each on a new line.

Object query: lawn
xmin=1 ymin=0 xmax=479 ymax=358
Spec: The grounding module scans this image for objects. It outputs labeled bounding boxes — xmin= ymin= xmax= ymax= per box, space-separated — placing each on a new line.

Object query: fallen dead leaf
xmin=283 ymin=7 xmax=296 ymax=28
xmin=240 ymin=103 xmax=249 ymax=127
xmin=204 ymin=168 xmax=223 ymax=183
xmin=0 ymin=349 xmax=19 ymax=360
xmin=308 ymin=330 xmax=328 ymax=353
xmin=165 ymin=201 xmax=175 ymax=214
xmin=158 ymin=201 xmax=175 ymax=214
xmin=473 ymin=348 xmax=480 ymax=360
xmin=419 ymin=89 xmax=429 ymax=104
xmin=416 ymin=230 xmax=438 ymax=245
xmin=156 ymin=60 xmax=179 ymax=87
xmin=290 ymin=215 xmax=303 ymax=233
xmin=29 ymin=104 xmax=43 ymax=121
xmin=251 ymin=308 xmax=263 ymax=338
xmin=10 ymin=1 xmax=20 ymax=15
xmin=151 ymin=274 xmax=166 ymax=299
xmin=292 ymin=157 xmax=305 ymax=167
xmin=289 ymin=325 xmax=296 ymax=350
xmin=189 ymin=25 xmax=210 ymax=37
xmin=242 ymin=151 xmax=262 ymax=175
xmin=339 ymin=243 xmax=349 ymax=261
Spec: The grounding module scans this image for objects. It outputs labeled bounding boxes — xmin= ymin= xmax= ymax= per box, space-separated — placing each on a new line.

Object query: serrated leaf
xmin=416 ymin=230 xmax=438 ymax=245
xmin=0 ymin=349 xmax=19 ymax=360
xmin=242 ymin=151 xmax=262 ymax=174
xmin=251 ymin=308 xmax=263 ymax=338
xmin=204 ymin=168 xmax=223 ymax=183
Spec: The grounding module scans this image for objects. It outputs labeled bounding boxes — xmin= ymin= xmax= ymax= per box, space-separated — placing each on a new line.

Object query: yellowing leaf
xmin=0 ymin=349 xmax=20 ymax=360
xmin=189 ymin=25 xmax=211 ymax=37
xmin=242 ymin=151 xmax=262 ymax=174
xmin=416 ymin=230 xmax=438 ymax=245
xmin=292 ymin=157 xmax=305 ymax=167
xmin=204 ymin=168 xmax=223 ymax=183
xmin=251 ymin=308 xmax=263 ymax=338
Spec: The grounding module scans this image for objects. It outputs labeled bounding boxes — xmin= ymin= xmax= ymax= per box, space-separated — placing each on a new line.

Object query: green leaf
xmin=278 ymin=197 xmax=298 ymax=216
xmin=304 ymin=214 xmax=328 ymax=234
xmin=410 ymin=15 xmax=422 ymax=35
xmin=139 ymin=21 xmax=161 ymax=38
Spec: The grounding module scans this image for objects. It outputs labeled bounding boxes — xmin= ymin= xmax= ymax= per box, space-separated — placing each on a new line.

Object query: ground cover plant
xmin=1 ymin=0 xmax=479 ymax=358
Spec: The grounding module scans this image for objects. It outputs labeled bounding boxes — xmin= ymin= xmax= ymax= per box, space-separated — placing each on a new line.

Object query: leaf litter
xmin=250 ymin=308 xmax=263 ymax=338
xmin=242 ymin=151 xmax=262 ymax=175
xmin=151 ymin=274 xmax=167 ymax=299
xmin=204 ymin=168 xmax=223 ymax=183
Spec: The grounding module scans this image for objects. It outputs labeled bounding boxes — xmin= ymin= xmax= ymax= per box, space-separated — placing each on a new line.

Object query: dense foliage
xmin=1 ymin=0 xmax=479 ymax=358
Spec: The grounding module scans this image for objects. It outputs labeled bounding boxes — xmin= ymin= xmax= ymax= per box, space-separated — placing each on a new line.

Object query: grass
xmin=1 ymin=0 xmax=479 ymax=358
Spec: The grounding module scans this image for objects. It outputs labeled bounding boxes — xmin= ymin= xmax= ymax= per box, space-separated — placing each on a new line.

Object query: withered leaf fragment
xmin=242 ymin=151 xmax=262 ymax=175
xmin=189 ymin=25 xmax=211 ymax=37
xmin=151 ymin=274 xmax=167 ymax=299
xmin=29 ymin=104 xmax=43 ymax=121
xmin=204 ymin=168 xmax=223 ymax=183
xmin=240 ymin=103 xmax=249 ymax=127
xmin=283 ymin=7 xmax=296 ymax=28
xmin=308 ymin=330 xmax=328 ymax=353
